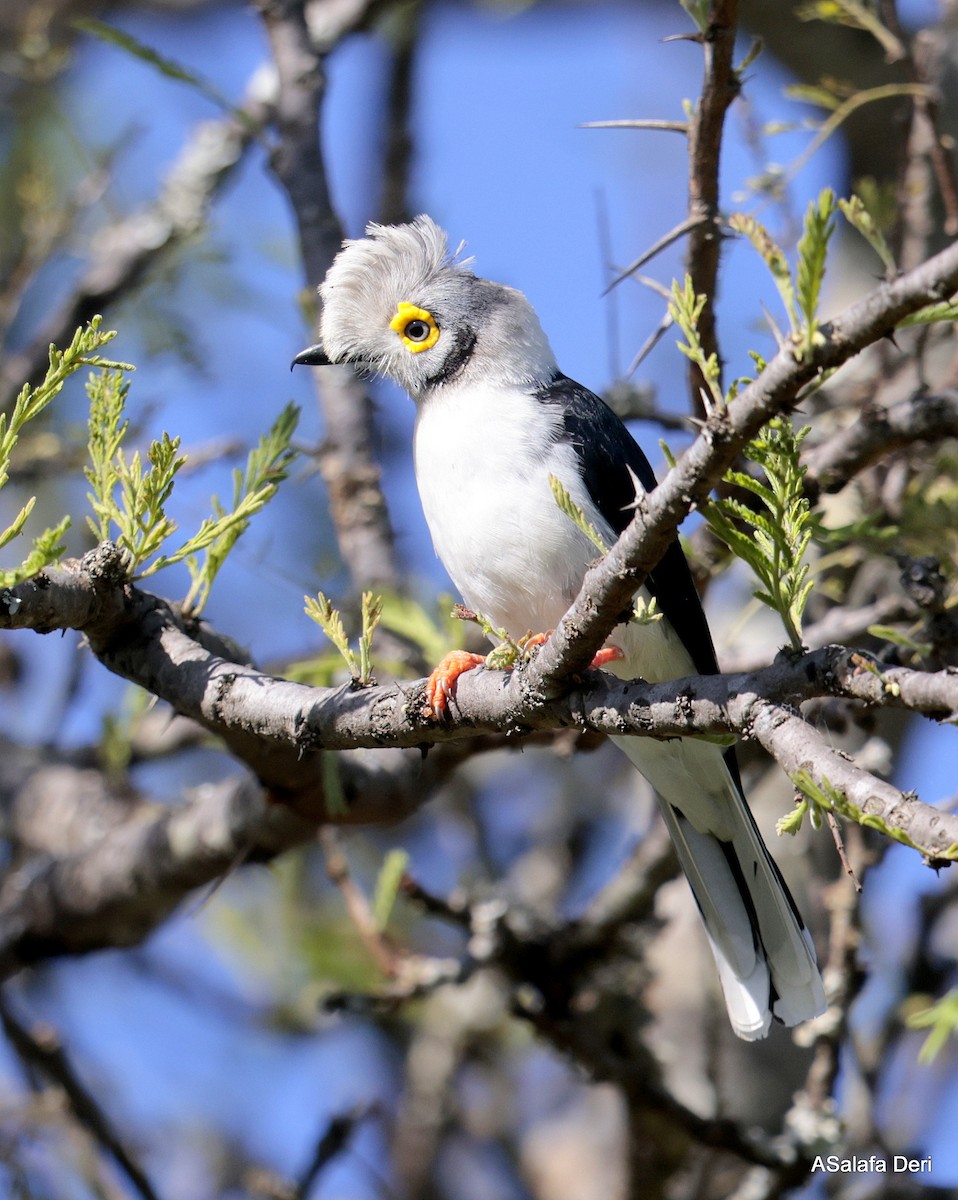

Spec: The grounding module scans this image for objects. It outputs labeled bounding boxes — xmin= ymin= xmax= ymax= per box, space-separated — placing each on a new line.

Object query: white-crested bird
xmin=293 ymin=216 xmax=826 ymax=1040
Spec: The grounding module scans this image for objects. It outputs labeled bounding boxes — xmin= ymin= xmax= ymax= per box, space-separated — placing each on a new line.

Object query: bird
xmin=293 ymin=215 xmax=827 ymax=1040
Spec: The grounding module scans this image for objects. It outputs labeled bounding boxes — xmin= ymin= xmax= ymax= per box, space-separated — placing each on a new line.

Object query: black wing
xmin=534 ymin=373 xmax=719 ymax=679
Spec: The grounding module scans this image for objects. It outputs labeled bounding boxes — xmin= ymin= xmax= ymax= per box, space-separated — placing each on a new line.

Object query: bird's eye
xmin=390 ymin=301 xmax=440 ymax=353
xmin=404 ymin=319 xmax=431 ymax=342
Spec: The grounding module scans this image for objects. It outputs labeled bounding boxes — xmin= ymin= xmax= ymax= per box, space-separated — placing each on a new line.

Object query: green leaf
xmin=701 ymin=416 xmax=815 ymax=651
xmin=728 ymin=214 xmax=798 ymax=333
xmin=549 ymin=473 xmax=609 ymax=553
xmin=372 ymin=849 xmax=410 ymax=931
xmin=74 ymin=18 xmax=254 ymax=129
xmin=905 ymin=989 xmax=958 ymax=1064
xmin=838 ymin=193 xmax=896 ymax=275
xmin=305 ymin=593 xmax=358 ymax=678
xmin=179 ymin=403 xmax=298 ymax=612
xmin=796 ymin=189 xmax=837 ymax=352
xmin=897 ymin=299 xmax=958 ymax=329
xmin=667 ymin=277 xmax=726 ymax=410
xmin=0 ymin=318 xmax=116 ymax=585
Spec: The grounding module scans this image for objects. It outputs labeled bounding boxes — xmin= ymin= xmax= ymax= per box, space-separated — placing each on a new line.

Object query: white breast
xmin=413 ymin=383 xmax=600 ymax=636
xmin=413 ymin=381 xmax=699 ymax=685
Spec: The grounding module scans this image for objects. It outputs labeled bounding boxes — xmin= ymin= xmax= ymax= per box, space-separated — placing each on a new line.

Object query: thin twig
xmin=580 ymin=118 xmax=689 ymax=133
xmin=0 ymin=996 xmax=162 ymax=1200
xmin=604 ymin=215 xmax=710 ymax=293
xmin=318 ymin=827 xmax=401 ymax=977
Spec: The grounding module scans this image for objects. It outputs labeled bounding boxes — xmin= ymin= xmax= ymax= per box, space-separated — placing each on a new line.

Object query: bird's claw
xmin=523 ymin=630 xmax=624 ymax=671
xmin=590 ymin=645 xmax=625 ymax=669
xmin=423 ymin=650 xmax=487 ymax=720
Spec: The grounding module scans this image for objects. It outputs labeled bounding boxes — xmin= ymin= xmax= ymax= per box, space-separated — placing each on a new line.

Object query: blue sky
xmin=2 ymin=1 xmax=956 ymax=1195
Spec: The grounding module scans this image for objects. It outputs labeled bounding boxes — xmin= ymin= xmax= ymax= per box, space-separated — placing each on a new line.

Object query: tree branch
xmin=0 ymin=75 xmax=273 ymax=407
xmin=258 ymin=0 xmax=400 ymax=590
xmin=803 ymin=388 xmax=958 ymax=498
xmin=3 ymin=547 xmax=957 ymax=869
xmin=684 ymin=0 xmax=740 ymax=415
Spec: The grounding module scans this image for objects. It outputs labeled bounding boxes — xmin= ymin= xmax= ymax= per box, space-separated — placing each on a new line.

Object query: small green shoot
xmin=372 ymin=848 xmax=410 ymax=932
xmin=905 ymin=989 xmax=958 ymax=1064
xmin=181 ymin=404 xmax=299 ymax=614
xmin=86 ymin=362 xmax=296 ymax=594
xmin=701 ymin=416 xmax=815 ymax=652
xmin=0 ymin=318 xmax=127 ymax=586
xmin=449 ymin=604 xmax=525 ymax=670
xmin=796 ymin=188 xmax=837 ymax=354
xmin=305 ymin=590 xmax=383 ymax=685
xmin=838 ymin=194 xmax=896 ymax=276
xmin=729 ymin=190 xmax=837 ymax=358
xmin=549 ymin=474 xmax=609 ymax=553
xmin=668 ymin=277 xmax=725 ymax=410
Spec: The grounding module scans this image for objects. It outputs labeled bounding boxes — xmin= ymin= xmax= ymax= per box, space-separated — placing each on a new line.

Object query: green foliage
xmin=678 ymin=0 xmax=710 ymax=34
xmin=790 ymin=769 xmax=958 ymax=857
xmin=85 ymin=369 xmax=185 ymax=571
xmin=796 ymin=188 xmax=837 ymax=350
xmin=796 ymin=1 xmax=904 ymax=59
xmin=304 ymin=590 xmax=383 ymax=685
xmin=701 ymin=416 xmax=815 ymax=651
xmin=905 ymin=989 xmax=958 ymax=1064
xmin=548 ymin=473 xmax=609 ymax=553
xmin=897 ymin=298 xmax=958 ymax=329
xmin=838 ymin=193 xmax=896 ymax=276
xmin=867 ymin=624 xmax=933 ymax=663
xmin=0 ymin=318 xmax=129 ymax=587
xmin=727 ymin=213 xmax=798 ymax=338
xmin=287 ymin=591 xmax=467 ymax=686
xmin=86 ymin=366 xmax=298 ymax=599
xmin=455 ymin=607 xmax=519 ymax=670
xmin=667 ymin=277 xmax=725 ymax=410
xmin=548 ymin=474 xmax=662 ymax=628
xmin=729 ymin=190 xmax=837 ymax=358
xmin=74 ymin=18 xmax=255 ymax=129
xmin=372 ymin=849 xmax=410 ymax=932
xmin=98 ymin=685 xmax=153 ymax=776
xmin=182 ymin=404 xmax=299 ymax=614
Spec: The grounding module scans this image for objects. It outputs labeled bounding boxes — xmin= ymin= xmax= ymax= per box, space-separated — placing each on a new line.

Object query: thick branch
xmin=3 ymin=549 xmax=957 ymax=862
xmin=529 ymin=234 xmax=958 ymax=689
xmin=803 ymin=388 xmax=958 ymax=497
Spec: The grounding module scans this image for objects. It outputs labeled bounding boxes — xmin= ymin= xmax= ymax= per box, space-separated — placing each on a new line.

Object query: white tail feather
xmin=614 ymin=734 xmax=826 ymax=1040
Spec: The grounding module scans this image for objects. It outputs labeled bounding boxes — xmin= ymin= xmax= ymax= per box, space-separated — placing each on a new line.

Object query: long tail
xmin=613 ymin=734 xmax=826 ymax=1040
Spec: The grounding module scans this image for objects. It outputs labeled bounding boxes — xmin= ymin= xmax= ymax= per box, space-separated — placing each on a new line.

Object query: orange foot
xmin=523 ymin=630 xmax=625 ymax=671
xmin=590 ymin=646 xmax=625 ymax=669
xmin=424 ymin=650 xmax=487 ymax=719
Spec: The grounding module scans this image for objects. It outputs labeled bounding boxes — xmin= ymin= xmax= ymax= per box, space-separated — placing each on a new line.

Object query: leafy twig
xmin=701 ymin=416 xmax=814 ymax=650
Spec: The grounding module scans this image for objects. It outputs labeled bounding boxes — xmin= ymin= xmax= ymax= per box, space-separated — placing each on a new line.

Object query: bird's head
xmin=293 ymin=216 xmax=557 ymax=401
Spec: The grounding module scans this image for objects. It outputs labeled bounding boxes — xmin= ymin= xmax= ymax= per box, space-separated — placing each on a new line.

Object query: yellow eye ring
xmin=390 ymin=302 xmax=440 ymax=352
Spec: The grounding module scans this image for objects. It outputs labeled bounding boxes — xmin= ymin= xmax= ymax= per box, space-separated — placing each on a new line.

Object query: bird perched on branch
xmin=293 ymin=215 xmax=826 ymax=1040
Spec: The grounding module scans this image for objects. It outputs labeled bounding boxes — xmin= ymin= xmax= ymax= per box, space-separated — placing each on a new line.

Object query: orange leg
xmin=590 ymin=646 xmax=625 ymax=669
xmin=424 ymin=650 xmax=487 ymax=719
xmin=524 ymin=630 xmax=624 ymax=671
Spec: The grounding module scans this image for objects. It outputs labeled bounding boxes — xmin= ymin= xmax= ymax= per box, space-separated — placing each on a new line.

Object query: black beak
xmin=291 ymin=342 xmax=332 ymax=370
